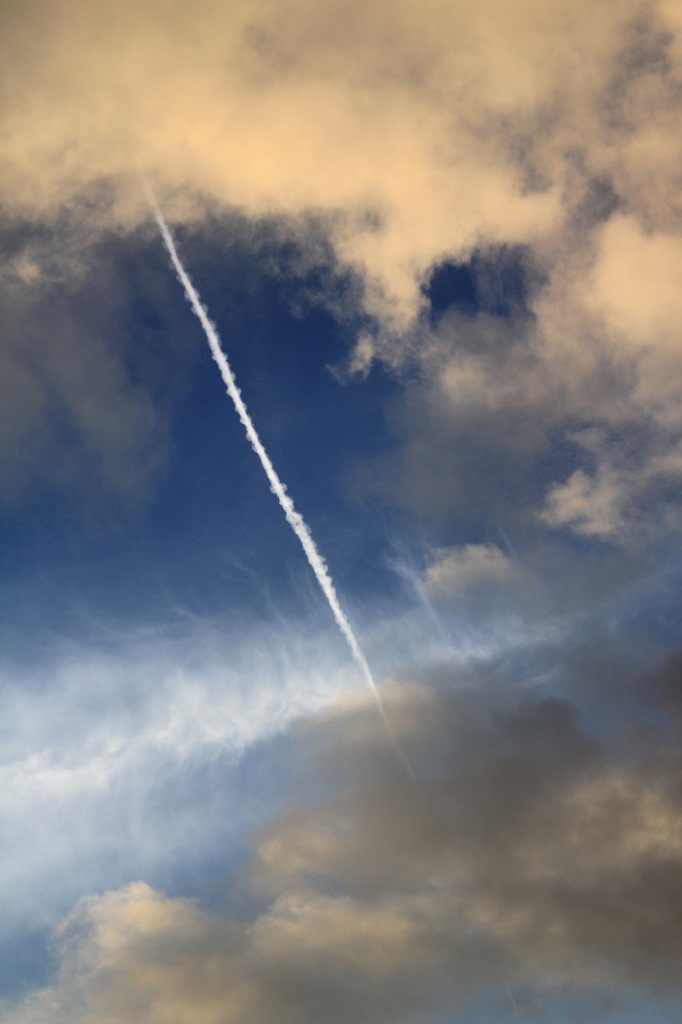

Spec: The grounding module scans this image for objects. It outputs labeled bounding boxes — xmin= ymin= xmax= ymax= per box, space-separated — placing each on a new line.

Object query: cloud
xmin=539 ymin=427 xmax=682 ymax=540
xmin=2 ymin=0 xmax=681 ymax=521
xmin=0 ymin=221 xmax=183 ymax=508
xmin=3 ymin=0 xmax=678 ymax=328
xmin=360 ymin=245 xmax=681 ymax=542
xmin=5 ymin=654 xmax=682 ymax=1024
xmin=541 ymin=466 xmax=627 ymax=538
xmin=424 ymin=543 xmax=517 ymax=596
xmin=0 ymin=610 xmax=368 ymax=946
xmin=2 ymin=5 xmax=682 ymax=1015
xmin=0 ymin=207 xmax=346 ymax=507
xmin=2 ymin=483 xmax=680 ymax=1019
xmin=2 ymin=0 xmax=567 ymax=324
xmin=586 ymin=217 xmax=682 ymax=355
xmin=3 ymin=878 xmax=452 ymax=1024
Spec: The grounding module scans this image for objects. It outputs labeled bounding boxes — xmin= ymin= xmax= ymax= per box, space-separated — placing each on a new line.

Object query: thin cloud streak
xmin=147 ymin=185 xmax=418 ymax=787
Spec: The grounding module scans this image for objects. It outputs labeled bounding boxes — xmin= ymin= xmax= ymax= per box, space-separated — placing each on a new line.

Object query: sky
xmin=1 ymin=1 xmax=681 ymax=1021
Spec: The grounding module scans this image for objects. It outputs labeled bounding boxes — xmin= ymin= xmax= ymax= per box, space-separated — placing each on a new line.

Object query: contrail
xmin=146 ymin=186 xmax=418 ymax=788
xmin=505 ymin=982 xmax=520 ymax=1017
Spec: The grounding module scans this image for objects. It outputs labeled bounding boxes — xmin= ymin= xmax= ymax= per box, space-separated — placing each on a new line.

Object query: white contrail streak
xmin=146 ymin=187 xmax=418 ymax=787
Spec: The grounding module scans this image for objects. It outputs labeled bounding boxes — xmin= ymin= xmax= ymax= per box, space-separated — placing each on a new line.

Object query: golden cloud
xmin=2 ymin=0 xmax=681 ymax=517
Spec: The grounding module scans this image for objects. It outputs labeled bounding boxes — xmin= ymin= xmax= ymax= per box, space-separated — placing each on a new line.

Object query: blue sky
xmin=2 ymin=2 xmax=682 ymax=1022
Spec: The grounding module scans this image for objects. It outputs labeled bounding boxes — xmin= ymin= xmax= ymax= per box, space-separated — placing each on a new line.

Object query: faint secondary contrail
xmin=146 ymin=186 xmax=418 ymax=787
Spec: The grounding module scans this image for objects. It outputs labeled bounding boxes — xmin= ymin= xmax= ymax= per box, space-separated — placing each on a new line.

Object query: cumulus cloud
xmin=362 ymin=249 xmax=681 ymax=541
xmin=538 ymin=426 xmax=682 ymax=540
xmin=1 ymin=0 xmax=567 ymax=322
xmin=424 ymin=543 xmax=517 ymax=596
xmin=2 ymin=0 xmax=681 ymax=523
xmin=5 ymin=656 xmax=682 ymax=1024
xmin=2 ymin=0 xmax=678 ymax=325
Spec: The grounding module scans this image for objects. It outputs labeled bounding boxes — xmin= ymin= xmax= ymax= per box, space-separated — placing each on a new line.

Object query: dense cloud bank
xmin=5 ymin=651 xmax=682 ymax=1023
xmin=2 ymin=0 xmax=681 ymax=529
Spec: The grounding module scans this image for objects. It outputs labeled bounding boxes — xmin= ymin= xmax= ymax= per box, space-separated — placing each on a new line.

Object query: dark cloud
xmin=0 ymin=222 xmax=180 ymax=512
xmin=0 ymin=208 xmax=359 ymax=515
xmin=6 ymin=638 xmax=682 ymax=1023
xmin=654 ymin=648 xmax=682 ymax=719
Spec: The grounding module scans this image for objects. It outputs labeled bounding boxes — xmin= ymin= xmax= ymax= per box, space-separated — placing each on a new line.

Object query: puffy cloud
xmin=538 ymin=426 xmax=682 ymax=540
xmin=541 ymin=465 xmax=627 ymax=538
xmin=424 ymin=543 xmax=517 ymax=596
xmin=2 ymin=0 xmax=681 ymax=521
xmin=361 ymin=240 xmax=682 ymax=541
xmin=5 ymin=661 xmax=682 ymax=1024
xmin=586 ymin=217 xmax=682 ymax=354
xmin=3 ymin=879 xmax=451 ymax=1024
xmin=2 ymin=0 xmax=678 ymax=325
xmin=1 ymin=0 xmax=569 ymax=324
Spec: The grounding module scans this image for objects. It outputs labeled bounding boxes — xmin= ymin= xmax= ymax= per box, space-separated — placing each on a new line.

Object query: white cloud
xmin=0 ymin=613 xmax=366 ymax=932
xmin=540 ymin=429 xmax=682 ymax=540
xmin=424 ymin=543 xmax=517 ymax=596
xmin=541 ymin=467 xmax=626 ymax=538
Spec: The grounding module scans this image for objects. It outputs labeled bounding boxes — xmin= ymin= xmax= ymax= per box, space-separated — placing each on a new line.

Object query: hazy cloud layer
xmin=0 ymin=611 xmax=368 ymax=936
xmin=0 ymin=240 xmax=166 ymax=505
